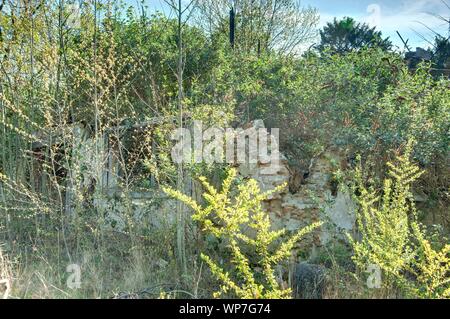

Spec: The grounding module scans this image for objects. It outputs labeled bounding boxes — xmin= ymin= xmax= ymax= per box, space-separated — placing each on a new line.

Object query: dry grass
xmin=2 ymin=227 xmax=209 ymax=299
xmin=0 ymin=245 xmax=12 ymax=299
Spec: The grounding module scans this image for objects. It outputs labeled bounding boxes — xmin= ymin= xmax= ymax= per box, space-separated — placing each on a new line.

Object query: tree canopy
xmin=317 ymin=17 xmax=392 ymax=54
xmin=197 ymin=0 xmax=319 ymax=55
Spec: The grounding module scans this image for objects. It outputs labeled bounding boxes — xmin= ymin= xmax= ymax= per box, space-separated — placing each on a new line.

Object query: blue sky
xmin=301 ymin=0 xmax=450 ymax=49
xmin=128 ymin=0 xmax=450 ymax=50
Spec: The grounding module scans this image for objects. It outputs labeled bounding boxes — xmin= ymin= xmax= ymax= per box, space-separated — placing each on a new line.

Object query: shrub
xmin=349 ymin=143 xmax=422 ymax=279
xmin=410 ymin=222 xmax=450 ymax=299
xmin=349 ymin=142 xmax=449 ymax=298
xmin=164 ymin=168 xmax=322 ymax=299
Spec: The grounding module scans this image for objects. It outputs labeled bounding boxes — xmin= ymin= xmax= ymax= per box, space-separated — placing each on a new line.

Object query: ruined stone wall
xmin=66 ymin=121 xmax=356 ymax=247
xmin=198 ymin=119 xmax=355 ymax=252
xmin=238 ymin=144 xmax=356 ymax=253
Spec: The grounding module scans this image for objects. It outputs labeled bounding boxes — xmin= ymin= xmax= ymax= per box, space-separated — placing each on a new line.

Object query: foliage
xmin=349 ymin=143 xmax=450 ymax=298
xmin=410 ymin=222 xmax=450 ymax=299
xmin=349 ymin=143 xmax=422 ymax=278
xmin=236 ymin=47 xmax=448 ymax=172
xmin=317 ymin=17 xmax=392 ymax=54
xmin=0 ymin=0 xmax=448 ymax=300
xmin=197 ymin=0 xmax=319 ymax=55
xmin=432 ymin=36 xmax=450 ymax=69
xmin=164 ymin=168 xmax=322 ymax=299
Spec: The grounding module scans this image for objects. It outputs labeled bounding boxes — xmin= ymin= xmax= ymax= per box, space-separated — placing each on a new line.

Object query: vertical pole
xmin=176 ymin=0 xmax=187 ymax=277
xmin=230 ymin=7 xmax=235 ymax=49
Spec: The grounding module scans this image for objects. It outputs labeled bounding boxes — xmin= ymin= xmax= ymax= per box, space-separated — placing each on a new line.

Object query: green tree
xmin=317 ymin=17 xmax=392 ymax=54
xmin=197 ymin=0 xmax=319 ymax=55
xmin=432 ymin=36 xmax=450 ymax=69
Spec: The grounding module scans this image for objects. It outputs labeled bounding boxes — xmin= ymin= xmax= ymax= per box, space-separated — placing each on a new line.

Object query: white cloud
xmin=317 ymin=0 xmax=449 ymax=49
xmin=365 ymin=1 xmax=446 ymax=32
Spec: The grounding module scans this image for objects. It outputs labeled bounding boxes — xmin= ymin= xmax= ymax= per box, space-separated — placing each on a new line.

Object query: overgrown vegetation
xmin=0 ymin=0 xmax=448 ymax=299
xmin=164 ymin=168 xmax=322 ymax=299
xmin=350 ymin=142 xmax=449 ymax=298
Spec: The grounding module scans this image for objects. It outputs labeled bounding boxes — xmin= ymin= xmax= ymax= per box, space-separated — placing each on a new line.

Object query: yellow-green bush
xmin=349 ymin=142 xmax=449 ymax=298
xmin=164 ymin=168 xmax=322 ymax=299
